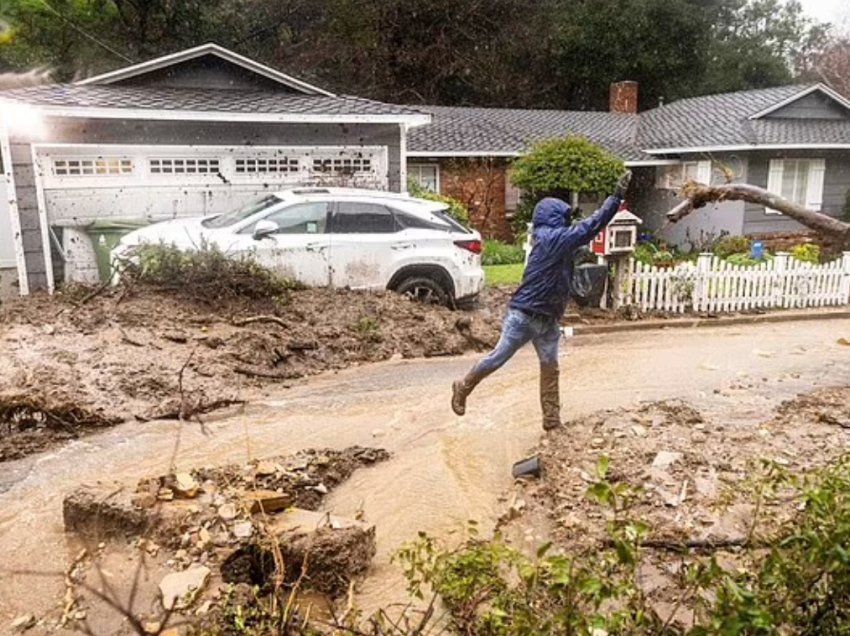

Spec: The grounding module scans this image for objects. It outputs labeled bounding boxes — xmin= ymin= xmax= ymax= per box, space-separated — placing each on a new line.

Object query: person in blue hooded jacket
xmin=451 ymin=170 xmax=632 ymax=430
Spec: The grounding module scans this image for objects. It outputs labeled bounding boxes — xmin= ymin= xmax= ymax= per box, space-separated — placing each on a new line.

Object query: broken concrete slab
xmin=63 ymin=484 xmax=149 ymax=539
xmin=159 ymin=566 xmax=211 ymax=610
xmin=651 ymin=451 xmax=682 ymax=469
xmin=243 ymin=489 xmax=292 ymax=515
xmin=222 ymin=508 xmax=376 ymax=598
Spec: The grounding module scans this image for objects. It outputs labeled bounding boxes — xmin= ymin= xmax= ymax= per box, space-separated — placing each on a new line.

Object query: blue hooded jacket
xmin=509 ymin=195 xmax=622 ymax=319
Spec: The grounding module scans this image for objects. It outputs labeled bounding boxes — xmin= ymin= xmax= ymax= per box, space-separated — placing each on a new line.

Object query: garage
xmin=0 ymin=43 xmax=428 ymax=293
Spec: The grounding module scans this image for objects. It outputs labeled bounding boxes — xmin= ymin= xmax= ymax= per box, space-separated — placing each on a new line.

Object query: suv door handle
xmin=392 ymin=243 xmax=414 ymax=251
xmin=305 ymin=242 xmax=327 ymax=252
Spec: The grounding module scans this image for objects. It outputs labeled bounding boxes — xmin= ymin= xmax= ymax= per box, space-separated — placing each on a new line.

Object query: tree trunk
xmin=667 ymin=182 xmax=850 ymax=248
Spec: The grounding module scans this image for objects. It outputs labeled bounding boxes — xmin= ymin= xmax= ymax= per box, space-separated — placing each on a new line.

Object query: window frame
xmin=765 ymin=158 xmax=826 ymax=215
xmin=408 ymin=163 xmax=441 ymax=193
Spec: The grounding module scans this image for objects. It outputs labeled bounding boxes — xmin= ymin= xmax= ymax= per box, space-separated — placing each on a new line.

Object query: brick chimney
xmin=609 ymin=81 xmax=639 ymax=114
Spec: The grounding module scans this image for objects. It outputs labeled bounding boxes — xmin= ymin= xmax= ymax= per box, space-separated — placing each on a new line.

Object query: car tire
xmin=396 ymin=276 xmax=449 ymax=307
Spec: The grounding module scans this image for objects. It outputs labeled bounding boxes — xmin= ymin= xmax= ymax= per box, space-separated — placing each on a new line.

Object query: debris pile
xmin=60 ymin=446 xmax=389 ymax=631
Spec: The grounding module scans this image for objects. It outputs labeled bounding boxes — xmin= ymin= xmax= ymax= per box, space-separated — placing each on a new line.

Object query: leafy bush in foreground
xmin=124 ymin=243 xmax=301 ymax=303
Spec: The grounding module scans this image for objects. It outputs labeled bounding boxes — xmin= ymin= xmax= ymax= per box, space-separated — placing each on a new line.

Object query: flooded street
xmin=1 ymin=319 xmax=848 ymax=624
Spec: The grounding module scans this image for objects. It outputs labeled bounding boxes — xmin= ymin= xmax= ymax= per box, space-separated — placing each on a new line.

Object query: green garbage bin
xmin=86 ymin=220 xmax=148 ymax=282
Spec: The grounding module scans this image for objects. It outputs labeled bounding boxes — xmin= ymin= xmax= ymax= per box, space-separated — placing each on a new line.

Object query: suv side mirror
xmin=253 ymin=219 xmax=278 ymax=240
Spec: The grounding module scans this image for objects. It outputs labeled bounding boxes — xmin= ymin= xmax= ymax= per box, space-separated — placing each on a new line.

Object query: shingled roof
xmin=408 ymin=84 xmax=850 ymax=161
xmin=0 ymin=84 xmax=425 ymax=119
xmin=407 ymin=105 xmax=649 ymax=161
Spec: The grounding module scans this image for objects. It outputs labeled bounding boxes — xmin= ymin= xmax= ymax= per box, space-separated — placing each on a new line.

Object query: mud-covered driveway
xmin=0 ymin=318 xmax=848 ymax=626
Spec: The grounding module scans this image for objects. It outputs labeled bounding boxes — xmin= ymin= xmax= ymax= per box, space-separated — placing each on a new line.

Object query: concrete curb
xmin=569 ymin=308 xmax=850 ymax=336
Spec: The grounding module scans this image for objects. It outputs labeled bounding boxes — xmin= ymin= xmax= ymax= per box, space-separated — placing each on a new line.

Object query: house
xmin=0 ymin=44 xmax=429 ymax=295
xmin=406 ymin=81 xmax=850 ymax=248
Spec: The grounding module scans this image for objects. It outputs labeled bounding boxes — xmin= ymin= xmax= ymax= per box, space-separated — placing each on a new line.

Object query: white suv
xmin=112 ymin=187 xmax=485 ymax=307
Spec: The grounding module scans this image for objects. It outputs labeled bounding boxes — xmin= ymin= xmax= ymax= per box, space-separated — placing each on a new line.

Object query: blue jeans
xmin=472 ymin=308 xmax=561 ymax=377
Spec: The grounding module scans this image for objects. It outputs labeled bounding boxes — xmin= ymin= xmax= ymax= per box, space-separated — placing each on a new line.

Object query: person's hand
xmin=614 ymin=170 xmax=632 ymax=198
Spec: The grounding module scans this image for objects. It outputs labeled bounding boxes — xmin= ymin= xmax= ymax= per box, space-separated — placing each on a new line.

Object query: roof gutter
xmin=407 ymin=150 xmax=679 ymax=166
xmin=3 ymin=102 xmax=431 ymax=126
xmin=645 ymin=142 xmax=850 ymax=155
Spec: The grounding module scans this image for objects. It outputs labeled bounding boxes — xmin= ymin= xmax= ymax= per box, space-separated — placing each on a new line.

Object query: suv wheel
xmin=396 ymin=276 xmax=449 ymax=306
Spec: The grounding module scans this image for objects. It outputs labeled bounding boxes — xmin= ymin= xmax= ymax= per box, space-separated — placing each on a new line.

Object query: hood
xmin=531 ymin=198 xmax=572 ymax=229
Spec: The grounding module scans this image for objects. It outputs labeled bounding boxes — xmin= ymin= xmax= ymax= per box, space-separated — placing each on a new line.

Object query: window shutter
xmin=697 ymin=161 xmax=712 ymax=185
xmin=765 ymin=160 xmax=784 ymax=214
xmin=805 ymin=159 xmax=825 ymax=211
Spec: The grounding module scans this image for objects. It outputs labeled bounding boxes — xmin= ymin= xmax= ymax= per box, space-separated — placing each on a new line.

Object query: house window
xmin=312 ymin=156 xmax=372 ymax=175
xmin=53 ymin=158 xmax=133 ymax=176
xmin=408 ymin=164 xmax=440 ymax=192
xmin=765 ymin=159 xmax=825 ymax=213
xmin=149 ymin=158 xmax=220 ymax=175
xmin=235 ymin=157 xmax=300 ymax=174
xmin=657 ymin=160 xmax=712 ymax=189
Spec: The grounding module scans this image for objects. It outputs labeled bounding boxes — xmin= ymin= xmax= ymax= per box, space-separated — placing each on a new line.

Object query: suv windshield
xmin=202 ymin=195 xmax=282 ymax=229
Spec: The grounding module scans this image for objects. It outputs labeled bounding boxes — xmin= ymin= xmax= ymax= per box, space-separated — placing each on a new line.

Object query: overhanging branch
xmin=666 ymin=182 xmax=850 ymax=244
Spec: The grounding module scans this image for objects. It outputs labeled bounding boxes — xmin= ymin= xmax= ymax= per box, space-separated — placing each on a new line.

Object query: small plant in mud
xmin=121 ymin=243 xmax=302 ymax=303
xmin=395 ymin=459 xmax=663 ymax=635
xmin=353 ymin=316 xmax=382 ymax=342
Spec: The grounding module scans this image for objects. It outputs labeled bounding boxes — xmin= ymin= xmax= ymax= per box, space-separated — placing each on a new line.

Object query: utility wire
xmin=35 ymin=0 xmax=135 ymax=63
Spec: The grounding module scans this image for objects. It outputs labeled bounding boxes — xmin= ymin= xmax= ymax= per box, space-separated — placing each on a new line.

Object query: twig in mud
xmin=614 ymin=536 xmax=763 ymax=553
xmin=119 ymin=328 xmax=146 ymax=348
xmin=233 ymin=364 xmax=300 ymax=381
xmin=177 ymin=347 xmax=197 ymax=421
xmin=233 ymin=314 xmax=289 ymax=329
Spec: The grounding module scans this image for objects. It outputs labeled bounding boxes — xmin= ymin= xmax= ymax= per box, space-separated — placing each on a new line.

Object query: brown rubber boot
xmin=539 ymin=364 xmax=561 ymax=431
xmin=451 ymin=369 xmax=487 ymax=416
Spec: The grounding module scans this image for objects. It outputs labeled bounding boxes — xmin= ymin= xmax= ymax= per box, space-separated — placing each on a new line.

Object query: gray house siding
xmin=112 ymin=57 xmax=291 ymax=92
xmin=12 ymin=116 xmax=403 ymax=292
xmin=743 ymin=150 xmax=850 ymax=235
xmin=765 ymin=92 xmax=849 ymax=120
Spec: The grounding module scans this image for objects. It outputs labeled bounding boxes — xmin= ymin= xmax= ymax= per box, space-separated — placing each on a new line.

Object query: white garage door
xmin=35 ymin=144 xmax=390 ymax=225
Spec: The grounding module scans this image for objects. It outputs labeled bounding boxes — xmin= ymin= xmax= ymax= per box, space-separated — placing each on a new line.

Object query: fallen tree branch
xmin=667 ymin=182 xmax=850 ymax=247
xmin=233 ymin=364 xmax=302 ymax=381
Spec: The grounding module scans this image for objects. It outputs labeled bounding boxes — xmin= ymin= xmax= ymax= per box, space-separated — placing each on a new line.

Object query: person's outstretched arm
xmin=553 ymin=170 xmax=632 ymax=253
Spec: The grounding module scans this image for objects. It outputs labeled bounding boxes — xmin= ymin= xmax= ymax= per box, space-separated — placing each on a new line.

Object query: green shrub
xmin=408 ymin=180 xmax=470 ymax=225
xmin=712 ymin=235 xmax=751 ymax=259
xmin=124 ymin=243 xmax=300 ymax=302
xmin=482 ymin=240 xmax=525 ymax=266
xmin=790 ymin=243 xmax=821 ymax=264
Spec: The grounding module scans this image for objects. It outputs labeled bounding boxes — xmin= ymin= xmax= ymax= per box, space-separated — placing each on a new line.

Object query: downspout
xmin=399 ymin=123 xmax=408 ymax=194
xmin=0 ymin=120 xmax=29 ymax=295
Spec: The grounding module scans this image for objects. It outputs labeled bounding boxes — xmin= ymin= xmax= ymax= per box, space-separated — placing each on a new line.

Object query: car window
xmin=395 ymin=212 xmax=450 ymax=231
xmin=332 ymin=202 xmax=396 ymax=234
xmin=202 ymin=195 xmax=282 ymax=229
xmin=242 ymin=202 xmax=329 ymax=234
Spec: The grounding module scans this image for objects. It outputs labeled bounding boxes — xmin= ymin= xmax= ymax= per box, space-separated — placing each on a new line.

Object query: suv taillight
xmin=454 ymin=239 xmax=482 ymax=254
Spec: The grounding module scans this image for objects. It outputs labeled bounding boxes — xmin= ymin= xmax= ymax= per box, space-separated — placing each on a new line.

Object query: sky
xmin=798 ymin=0 xmax=849 ymax=26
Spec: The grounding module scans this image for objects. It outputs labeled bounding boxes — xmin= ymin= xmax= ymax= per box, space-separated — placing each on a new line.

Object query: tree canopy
xmin=0 ymin=0 xmax=832 ymax=109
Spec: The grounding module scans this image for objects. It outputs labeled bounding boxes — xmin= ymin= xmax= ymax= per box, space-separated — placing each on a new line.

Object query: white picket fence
xmin=621 ymin=252 xmax=850 ymax=314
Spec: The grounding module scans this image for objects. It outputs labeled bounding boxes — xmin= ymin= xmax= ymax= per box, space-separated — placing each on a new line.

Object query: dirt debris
xmin=0 ymin=285 xmax=503 ymax=462
xmin=501 ymin=386 xmax=850 ymax=628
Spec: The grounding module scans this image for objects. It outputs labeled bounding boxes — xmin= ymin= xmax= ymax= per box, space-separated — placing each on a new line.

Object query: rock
xmin=174 ymin=473 xmax=199 ymax=498
xmin=159 ymin=566 xmax=211 ymax=610
xmin=630 ymin=425 xmax=647 ymax=437
xmin=244 ymin=490 xmax=292 ymax=515
xmin=42 ymin=324 xmax=55 ymax=336
xmin=233 ymin=521 xmax=254 ymax=539
xmin=131 ymin=492 xmax=157 ymax=509
xmin=64 ymin=485 xmax=149 ymax=539
xmin=143 ymin=621 xmax=161 ymax=634
xmin=651 ymin=451 xmax=682 ymax=469
xmin=198 ymin=528 xmax=212 ymax=548
xmin=218 ymin=503 xmax=237 ymax=521
xmin=157 ymin=488 xmax=174 ymax=501
xmin=254 ymin=461 xmax=277 ymax=477
xmin=691 ymin=432 xmax=708 ymax=444
xmin=10 ymin=615 xmax=35 ymax=632
xmin=163 ymin=330 xmax=188 ymax=343
xmin=313 ymin=483 xmax=329 ymax=495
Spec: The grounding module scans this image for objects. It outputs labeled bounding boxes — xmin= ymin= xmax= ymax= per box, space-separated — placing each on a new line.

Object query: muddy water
xmin=0 ymin=320 xmax=848 ymax=625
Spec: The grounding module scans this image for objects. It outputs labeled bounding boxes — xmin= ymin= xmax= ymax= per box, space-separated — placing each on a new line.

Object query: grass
xmin=484 ymin=263 xmax=524 ymax=286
